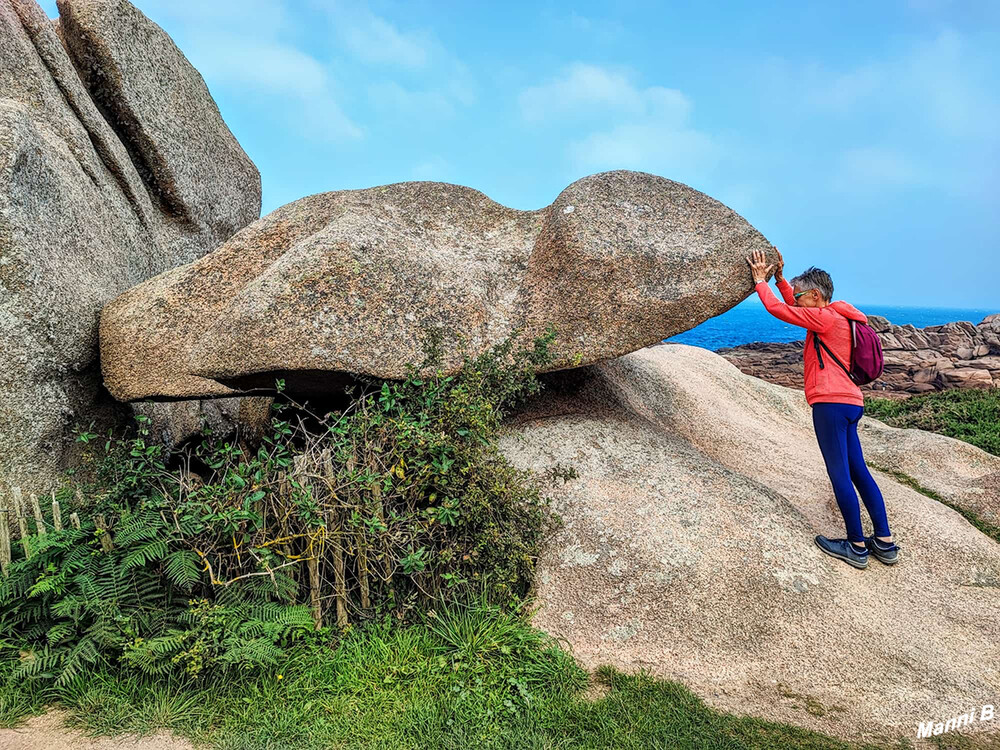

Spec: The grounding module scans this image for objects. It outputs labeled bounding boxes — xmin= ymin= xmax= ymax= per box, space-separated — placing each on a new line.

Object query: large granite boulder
xmin=99 ymin=170 xmax=776 ymax=402
xmin=0 ymin=0 xmax=261 ymax=499
xmin=499 ymin=342 xmax=1000 ymax=740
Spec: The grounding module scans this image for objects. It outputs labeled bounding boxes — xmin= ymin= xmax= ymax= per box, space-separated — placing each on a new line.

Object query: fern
xmin=163 ymin=551 xmax=201 ymax=590
xmin=122 ymin=539 xmax=169 ymax=570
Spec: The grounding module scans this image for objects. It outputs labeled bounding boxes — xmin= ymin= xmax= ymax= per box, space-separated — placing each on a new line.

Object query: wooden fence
xmin=0 ymin=486 xmax=91 ymax=577
xmin=0 ymin=466 xmax=379 ymax=631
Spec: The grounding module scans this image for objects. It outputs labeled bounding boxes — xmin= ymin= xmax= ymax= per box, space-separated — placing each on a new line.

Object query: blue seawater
xmin=665 ymin=301 xmax=998 ymax=351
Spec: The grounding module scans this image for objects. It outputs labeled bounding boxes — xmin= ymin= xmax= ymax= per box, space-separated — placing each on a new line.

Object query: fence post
xmin=94 ymin=514 xmax=114 ymax=552
xmin=329 ymin=508 xmax=348 ymax=628
xmin=373 ymin=481 xmax=394 ymax=605
xmin=321 ymin=449 xmax=352 ymax=622
xmin=52 ymin=496 xmax=63 ymax=532
xmin=0 ymin=493 xmax=10 ymax=576
xmin=356 ymin=529 xmax=370 ymax=610
xmin=30 ymin=493 xmax=46 ymax=537
xmin=13 ymin=487 xmax=30 ymax=559
xmin=69 ymin=513 xmax=81 ymax=530
xmin=307 ymin=551 xmax=322 ymax=630
xmin=294 ymin=455 xmax=323 ymax=630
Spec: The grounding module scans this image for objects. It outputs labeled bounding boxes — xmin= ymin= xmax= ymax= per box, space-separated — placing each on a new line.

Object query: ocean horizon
xmin=666 ymin=302 xmax=998 ymax=351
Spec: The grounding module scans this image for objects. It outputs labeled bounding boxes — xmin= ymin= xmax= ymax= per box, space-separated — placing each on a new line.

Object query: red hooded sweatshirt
xmin=754 ymin=278 xmax=868 ymax=407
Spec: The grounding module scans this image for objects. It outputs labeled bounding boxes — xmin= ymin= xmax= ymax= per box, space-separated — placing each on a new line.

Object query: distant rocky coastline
xmin=718 ymin=313 xmax=1000 ymax=398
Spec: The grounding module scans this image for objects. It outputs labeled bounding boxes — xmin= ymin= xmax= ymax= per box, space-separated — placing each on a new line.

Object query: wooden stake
xmin=372 ymin=480 xmax=394 ymax=605
xmin=95 ymin=514 xmax=114 ymax=552
xmin=330 ymin=511 xmax=348 ymax=628
xmin=320 ymin=450 xmax=349 ymax=626
xmin=307 ymin=550 xmax=322 ymax=630
xmin=13 ymin=487 xmax=30 ymax=559
xmin=52 ymin=498 xmax=63 ymax=532
xmin=357 ymin=531 xmax=370 ymax=610
xmin=295 ymin=456 xmax=322 ymax=629
xmin=0 ymin=493 xmax=11 ymax=576
xmin=30 ymin=493 xmax=46 ymax=537
xmin=69 ymin=512 xmax=81 ymax=530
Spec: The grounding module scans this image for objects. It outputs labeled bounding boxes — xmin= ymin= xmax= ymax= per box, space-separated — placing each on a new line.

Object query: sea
xmin=665 ymin=302 xmax=998 ymax=351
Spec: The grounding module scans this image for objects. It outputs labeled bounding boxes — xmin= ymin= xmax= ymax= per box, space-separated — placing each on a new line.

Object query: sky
xmin=40 ymin=0 xmax=1000 ymax=309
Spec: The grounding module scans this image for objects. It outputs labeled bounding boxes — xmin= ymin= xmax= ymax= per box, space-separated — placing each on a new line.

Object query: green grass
xmin=867 ymin=463 xmax=1000 ymax=546
xmin=1 ymin=598 xmax=959 ymax=750
xmin=865 ymin=387 xmax=1000 ymax=457
xmin=864 ymin=387 xmax=1000 ymax=546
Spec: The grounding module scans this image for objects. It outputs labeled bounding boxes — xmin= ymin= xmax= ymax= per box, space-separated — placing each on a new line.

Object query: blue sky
xmin=41 ymin=0 xmax=999 ymax=308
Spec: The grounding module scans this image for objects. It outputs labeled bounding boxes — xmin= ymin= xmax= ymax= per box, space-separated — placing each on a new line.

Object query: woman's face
xmin=793 ymin=286 xmax=824 ymax=308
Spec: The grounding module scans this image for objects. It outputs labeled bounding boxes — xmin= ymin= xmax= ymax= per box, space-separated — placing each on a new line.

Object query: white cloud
xmin=340 ymin=10 xmax=432 ymax=68
xmin=519 ymin=63 xmax=718 ymax=178
xmin=805 ymin=30 xmax=998 ymax=140
xmin=566 ymin=12 xmax=626 ymax=43
xmin=133 ymin=0 xmax=475 ymax=138
xmin=133 ymin=0 xmax=362 ymax=142
xmin=410 ymin=157 xmax=452 ymax=180
xmin=313 ymin=0 xmax=476 ymax=121
xmin=754 ymin=29 xmax=999 ymax=200
xmin=568 ymin=121 xmax=717 ymax=175
xmin=831 ymin=146 xmax=925 ymax=192
xmin=519 ymin=63 xmax=647 ymax=122
xmin=187 ymin=36 xmax=326 ymax=98
xmin=368 ymin=81 xmax=456 ymax=119
xmin=806 ymin=64 xmax=884 ymax=114
xmin=183 ymin=33 xmax=362 ymax=141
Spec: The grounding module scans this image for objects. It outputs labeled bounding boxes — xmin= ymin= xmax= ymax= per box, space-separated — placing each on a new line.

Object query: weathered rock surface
xmin=719 ymin=312 xmax=1000 ymax=398
xmin=56 ymin=0 xmax=260 ymax=241
xmin=99 ymin=170 xmax=776 ymax=402
xmin=500 ymin=343 xmax=1000 ymax=739
xmin=0 ymin=0 xmax=260 ymax=499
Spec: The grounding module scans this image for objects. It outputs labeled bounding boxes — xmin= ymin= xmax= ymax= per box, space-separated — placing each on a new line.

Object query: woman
xmin=746 ymin=247 xmax=900 ymax=569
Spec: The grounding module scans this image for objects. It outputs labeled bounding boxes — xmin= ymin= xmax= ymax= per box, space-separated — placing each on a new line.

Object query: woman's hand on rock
xmin=746 ymin=248 xmax=774 ymax=284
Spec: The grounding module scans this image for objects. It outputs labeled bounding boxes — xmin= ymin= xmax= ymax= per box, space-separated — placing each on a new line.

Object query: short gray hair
xmin=790 ymin=266 xmax=833 ymax=301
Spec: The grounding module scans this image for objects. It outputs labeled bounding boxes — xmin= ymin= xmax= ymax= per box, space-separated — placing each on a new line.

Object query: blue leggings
xmin=811 ymin=402 xmax=891 ymax=544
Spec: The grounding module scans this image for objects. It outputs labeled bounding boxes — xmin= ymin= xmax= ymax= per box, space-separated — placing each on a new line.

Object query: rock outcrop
xmin=719 ymin=312 xmax=1000 ymax=398
xmin=0 ymin=0 xmax=261 ymax=498
xmin=99 ymin=170 xmax=776 ymax=403
xmin=500 ymin=342 xmax=1000 ymax=739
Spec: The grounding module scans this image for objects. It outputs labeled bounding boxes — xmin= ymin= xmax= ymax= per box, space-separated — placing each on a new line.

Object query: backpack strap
xmin=813 ymin=324 xmax=855 ymax=382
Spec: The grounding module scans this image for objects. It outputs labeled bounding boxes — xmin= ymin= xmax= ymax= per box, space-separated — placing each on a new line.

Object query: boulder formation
xmin=719 ymin=312 xmax=1000 ymax=398
xmin=500 ymin=342 xmax=1000 ymax=740
xmin=98 ymin=170 xmax=777 ymax=403
xmin=0 ymin=0 xmax=261 ymax=497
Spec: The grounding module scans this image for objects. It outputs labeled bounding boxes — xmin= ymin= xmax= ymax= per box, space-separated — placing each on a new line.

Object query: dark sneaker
xmin=814 ymin=535 xmax=869 ymax=569
xmin=865 ymin=535 xmax=900 ymax=565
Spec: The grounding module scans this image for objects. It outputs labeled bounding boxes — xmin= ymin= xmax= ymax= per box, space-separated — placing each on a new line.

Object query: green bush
xmin=1 ymin=323 xmax=565 ymax=685
xmin=865 ymin=387 xmax=1000 ymax=456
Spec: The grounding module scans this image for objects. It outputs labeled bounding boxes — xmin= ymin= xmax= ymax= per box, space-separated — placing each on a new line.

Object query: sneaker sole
xmin=870 ymin=552 xmax=899 ymax=565
xmin=814 ymin=538 xmax=869 ymax=569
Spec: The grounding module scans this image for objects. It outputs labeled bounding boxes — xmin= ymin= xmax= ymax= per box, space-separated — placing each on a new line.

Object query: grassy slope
xmin=864 ymin=387 xmax=1000 ymax=457
xmin=1 ymin=602 xmax=937 ymax=750
xmin=866 ymin=387 xmax=1000 ymax=545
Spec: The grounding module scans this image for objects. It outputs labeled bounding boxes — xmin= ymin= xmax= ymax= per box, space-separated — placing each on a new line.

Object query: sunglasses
xmin=793 ymin=290 xmax=812 ymax=299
